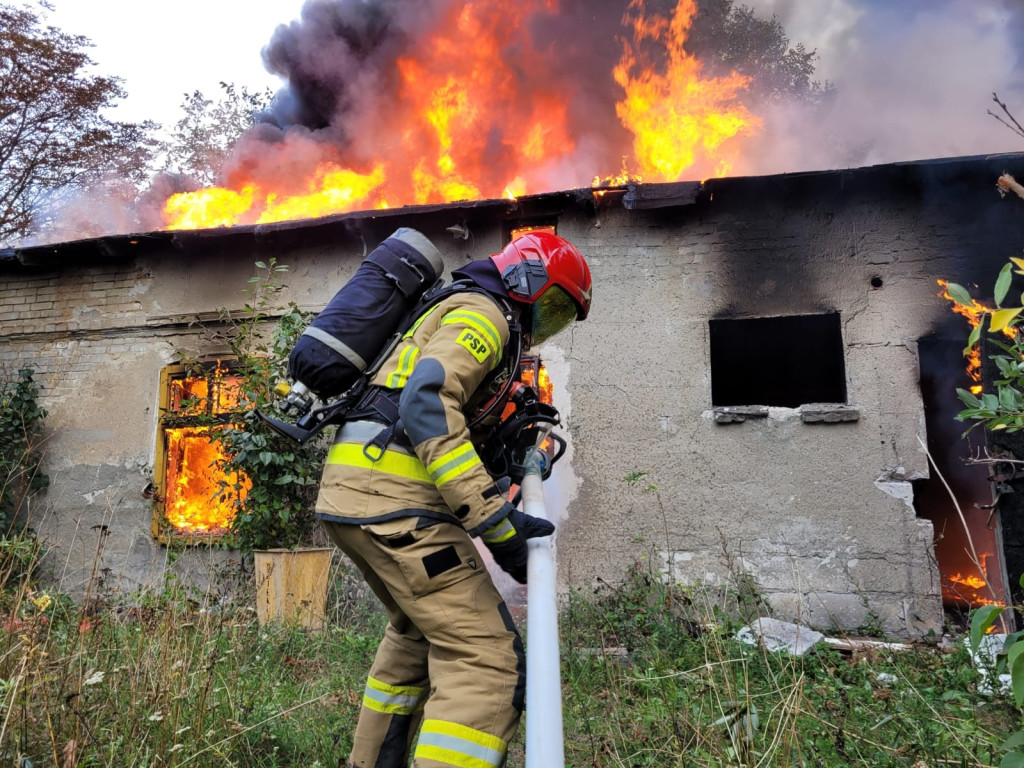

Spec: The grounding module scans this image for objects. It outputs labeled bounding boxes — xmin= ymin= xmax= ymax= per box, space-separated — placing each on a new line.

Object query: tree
xmin=0 ymin=3 xmax=157 ymax=246
xmin=686 ymin=0 xmax=831 ymax=107
xmin=160 ymin=82 xmax=273 ymax=186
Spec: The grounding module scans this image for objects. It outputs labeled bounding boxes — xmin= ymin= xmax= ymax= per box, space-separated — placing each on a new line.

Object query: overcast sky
xmin=44 ymin=0 xmax=306 ymax=131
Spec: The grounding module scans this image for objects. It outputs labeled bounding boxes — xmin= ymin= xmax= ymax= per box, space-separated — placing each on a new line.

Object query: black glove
xmin=480 ymin=503 xmax=555 ymax=584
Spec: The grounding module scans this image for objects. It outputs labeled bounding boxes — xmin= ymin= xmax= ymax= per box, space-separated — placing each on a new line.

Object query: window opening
xmin=153 ymin=362 xmax=251 ymax=542
xmin=520 ymin=355 xmax=552 ymax=403
xmin=709 ymin=313 xmax=847 ymax=407
xmin=506 ymin=221 xmax=556 ymax=243
xmin=515 ymin=354 xmax=554 ymax=456
xmin=499 ymin=356 xmax=555 ymax=501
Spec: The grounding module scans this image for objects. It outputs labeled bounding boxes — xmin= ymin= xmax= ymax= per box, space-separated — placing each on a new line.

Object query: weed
xmin=560 ymin=557 xmax=1018 ymax=767
xmin=0 ymin=369 xmax=48 ymax=536
xmin=0 ymin=532 xmax=384 ymax=767
xmin=0 ymin=536 xmax=1017 ymax=766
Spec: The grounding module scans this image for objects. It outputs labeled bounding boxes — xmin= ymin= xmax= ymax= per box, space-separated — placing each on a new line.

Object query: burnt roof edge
xmin=3 ymin=152 xmax=1023 ymax=271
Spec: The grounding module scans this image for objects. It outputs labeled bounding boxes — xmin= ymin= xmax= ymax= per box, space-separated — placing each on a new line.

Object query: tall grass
xmin=0 ymin=537 xmax=1018 ymax=767
xmin=561 ymin=559 xmax=1018 ymax=767
xmin=0 ymin=537 xmax=384 ymax=767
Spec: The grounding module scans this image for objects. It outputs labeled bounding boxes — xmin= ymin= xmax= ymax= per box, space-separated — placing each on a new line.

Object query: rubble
xmin=736 ymin=618 xmax=916 ymax=657
xmin=964 ymin=633 xmax=1011 ymax=696
xmin=735 ymin=617 xmax=825 ymax=656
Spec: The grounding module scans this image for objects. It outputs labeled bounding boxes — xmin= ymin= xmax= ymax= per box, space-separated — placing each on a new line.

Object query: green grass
xmin=0 ymin=537 xmax=385 ymax=767
xmin=560 ymin=562 xmax=1018 ymax=767
xmin=0 ymin=538 xmax=1019 ymax=767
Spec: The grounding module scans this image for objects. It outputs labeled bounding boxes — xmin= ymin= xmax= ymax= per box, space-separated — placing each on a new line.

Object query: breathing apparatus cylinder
xmin=284 ymin=228 xmax=444 ymax=412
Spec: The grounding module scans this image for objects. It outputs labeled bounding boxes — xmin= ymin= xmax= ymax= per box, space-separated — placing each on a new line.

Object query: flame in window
xmin=169 ymin=371 xmax=243 ymax=414
xmin=519 ymin=358 xmax=552 ymax=405
xmin=509 ymin=224 xmax=555 ymax=241
xmin=504 ymin=356 xmax=555 ymax=458
xmin=164 ymin=426 xmax=250 ymax=536
xmin=158 ymin=364 xmax=249 ymax=540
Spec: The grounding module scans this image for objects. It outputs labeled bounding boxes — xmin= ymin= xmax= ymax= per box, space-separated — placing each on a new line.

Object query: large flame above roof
xmin=163 ymin=0 xmax=761 ymax=230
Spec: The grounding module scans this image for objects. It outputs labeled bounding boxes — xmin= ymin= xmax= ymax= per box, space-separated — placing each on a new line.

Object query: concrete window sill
xmin=712 ymin=404 xmax=860 ymax=424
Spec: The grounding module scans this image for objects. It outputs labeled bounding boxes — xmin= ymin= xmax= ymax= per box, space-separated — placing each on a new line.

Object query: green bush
xmin=0 ymin=368 xmax=48 ymax=535
xmin=211 ymin=260 xmax=326 ymax=552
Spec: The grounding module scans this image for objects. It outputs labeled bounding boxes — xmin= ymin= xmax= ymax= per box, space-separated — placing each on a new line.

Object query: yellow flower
xmin=31 ymin=593 xmax=52 ymax=613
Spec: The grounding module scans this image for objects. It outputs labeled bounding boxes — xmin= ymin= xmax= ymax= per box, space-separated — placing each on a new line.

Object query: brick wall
xmin=0 ymin=264 xmax=153 ymax=341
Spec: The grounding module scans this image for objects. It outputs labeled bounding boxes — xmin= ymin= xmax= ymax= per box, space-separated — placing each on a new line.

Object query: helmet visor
xmin=530 ymin=285 xmax=578 ymax=346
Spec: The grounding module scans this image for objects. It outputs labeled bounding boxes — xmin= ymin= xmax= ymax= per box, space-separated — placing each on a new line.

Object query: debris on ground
xmin=964 ymin=632 xmax=1011 ymax=696
xmin=735 ymin=618 xmax=825 ymax=656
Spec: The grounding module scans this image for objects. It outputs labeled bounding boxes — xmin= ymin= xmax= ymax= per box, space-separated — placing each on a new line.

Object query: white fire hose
xmin=521 ymin=448 xmax=565 ymax=768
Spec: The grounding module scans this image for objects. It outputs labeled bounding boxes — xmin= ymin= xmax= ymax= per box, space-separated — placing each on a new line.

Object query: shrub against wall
xmin=0 ymin=369 xmax=48 ymax=534
xmin=212 ymin=260 xmax=326 ymax=553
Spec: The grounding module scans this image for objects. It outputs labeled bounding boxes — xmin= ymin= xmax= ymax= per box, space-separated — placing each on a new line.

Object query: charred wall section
xmin=556 ymin=154 xmax=1024 ymax=638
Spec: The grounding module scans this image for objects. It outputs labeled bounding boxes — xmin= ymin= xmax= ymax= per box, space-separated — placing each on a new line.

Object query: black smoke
xmin=261 ymin=0 xmax=448 ymax=133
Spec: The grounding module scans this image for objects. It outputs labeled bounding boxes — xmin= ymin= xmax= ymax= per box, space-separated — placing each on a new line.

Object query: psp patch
xmin=456 ymin=330 xmax=490 ymax=363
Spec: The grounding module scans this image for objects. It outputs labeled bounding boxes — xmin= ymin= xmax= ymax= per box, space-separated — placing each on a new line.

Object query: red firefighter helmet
xmin=490 ymin=232 xmax=592 ymax=345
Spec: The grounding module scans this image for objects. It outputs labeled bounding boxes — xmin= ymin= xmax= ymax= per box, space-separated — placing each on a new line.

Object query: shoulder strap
xmin=364 ymin=280 xmax=515 ymax=378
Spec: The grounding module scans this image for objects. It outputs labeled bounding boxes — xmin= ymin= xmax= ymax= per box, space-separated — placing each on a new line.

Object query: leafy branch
xmin=212 ymin=260 xmax=323 ymax=553
xmin=951 ymin=257 xmax=1024 ymax=433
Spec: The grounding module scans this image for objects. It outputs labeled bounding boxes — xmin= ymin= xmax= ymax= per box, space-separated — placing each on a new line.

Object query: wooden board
xmin=254 ymin=548 xmax=333 ymax=630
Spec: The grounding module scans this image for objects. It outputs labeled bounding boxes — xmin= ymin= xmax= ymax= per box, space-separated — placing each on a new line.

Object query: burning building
xmin=4 ymin=0 xmax=1024 ymax=635
xmin=3 ymin=151 xmax=1024 ymax=637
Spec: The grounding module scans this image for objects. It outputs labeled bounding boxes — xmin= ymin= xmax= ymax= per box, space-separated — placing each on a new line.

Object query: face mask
xmin=530 ymin=285 xmax=578 ymax=346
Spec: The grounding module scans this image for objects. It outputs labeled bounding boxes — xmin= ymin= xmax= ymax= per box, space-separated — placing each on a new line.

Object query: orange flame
xmin=938 ymin=279 xmax=986 ymax=393
xmin=169 ymin=370 xmax=242 ymax=415
xmin=164 ymin=186 xmax=256 ymax=230
xmin=949 ymin=572 xmax=987 ymax=590
xmin=162 ymin=0 xmax=763 ymax=230
xmin=521 ymin=361 xmax=553 ymax=405
xmin=163 ymin=366 xmax=248 ymax=537
xmin=937 ymin=279 xmax=1017 ymax=394
xmin=942 ymin=553 xmax=1005 ymax=609
xmin=613 ymin=0 xmax=761 ymax=181
xmin=164 ymin=427 xmax=250 ymax=536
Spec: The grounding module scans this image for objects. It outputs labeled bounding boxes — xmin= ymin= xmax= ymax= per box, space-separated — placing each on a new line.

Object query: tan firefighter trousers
xmin=322 ymin=516 xmax=525 ymax=768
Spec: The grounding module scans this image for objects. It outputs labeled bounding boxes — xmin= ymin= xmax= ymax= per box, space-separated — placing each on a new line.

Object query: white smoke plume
xmin=742 ymin=0 xmax=1024 ymax=173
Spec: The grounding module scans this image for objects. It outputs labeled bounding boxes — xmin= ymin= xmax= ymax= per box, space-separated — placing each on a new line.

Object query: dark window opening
xmin=710 ymin=313 xmax=847 ymax=407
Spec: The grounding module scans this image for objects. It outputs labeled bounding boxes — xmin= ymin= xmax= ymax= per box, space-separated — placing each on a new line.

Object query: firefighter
xmin=316 ymin=231 xmax=592 ymax=768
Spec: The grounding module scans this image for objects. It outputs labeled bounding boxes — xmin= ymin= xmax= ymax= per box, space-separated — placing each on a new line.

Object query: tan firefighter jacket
xmin=315 ymin=290 xmax=514 ymax=536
